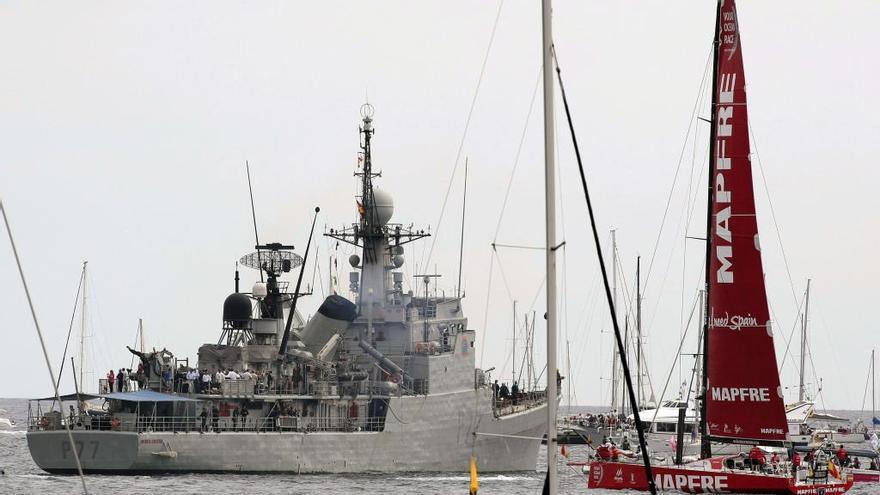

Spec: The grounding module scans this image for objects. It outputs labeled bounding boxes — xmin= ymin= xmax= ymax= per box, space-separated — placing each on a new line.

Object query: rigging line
xmin=420 ymin=0 xmax=506 ymax=272
xmin=554 ymin=48 xmax=657 ymax=495
xmin=804 ymin=337 xmax=825 ymax=411
xmin=642 ymin=45 xmax=713 ymax=298
xmin=775 ymin=290 xmax=807 ymax=374
xmin=554 ymin=99 xmax=570 ymax=380
xmin=648 ymin=291 xmax=700 ymax=427
xmin=491 ymin=66 xmax=543 ymax=243
xmin=245 ymin=161 xmax=263 ymax=283
xmin=309 ymin=222 xmax=323 ymax=297
xmin=646 ymin=135 xmax=711 ymax=338
xmin=749 ymin=123 xmax=800 ymax=308
xmin=1 ymin=201 xmax=89 ymax=494
xmin=860 ymin=354 xmax=872 ymax=417
xmin=493 ymin=249 xmax=517 ymax=304
xmin=54 ymin=264 xmax=86 ymax=397
xmin=490 ymin=243 xmax=544 ymax=251
xmin=477 ymin=249 xmax=496 ymax=368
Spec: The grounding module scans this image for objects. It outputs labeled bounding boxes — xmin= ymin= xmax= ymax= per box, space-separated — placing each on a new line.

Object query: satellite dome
xmin=368 ymin=188 xmax=394 ymax=225
xmin=223 ymin=293 xmax=253 ymax=326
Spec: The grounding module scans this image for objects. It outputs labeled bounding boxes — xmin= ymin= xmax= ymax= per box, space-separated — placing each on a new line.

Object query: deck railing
xmin=28 ymin=413 xmax=387 ymax=433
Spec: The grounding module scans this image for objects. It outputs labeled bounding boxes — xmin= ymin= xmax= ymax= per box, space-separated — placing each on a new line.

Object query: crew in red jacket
xmin=749 ymin=446 xmax=766 ymax=471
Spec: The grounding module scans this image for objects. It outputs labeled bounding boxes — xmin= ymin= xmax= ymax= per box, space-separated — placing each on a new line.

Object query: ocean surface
xmin=1 ymin=398 xmax=877 ymax=495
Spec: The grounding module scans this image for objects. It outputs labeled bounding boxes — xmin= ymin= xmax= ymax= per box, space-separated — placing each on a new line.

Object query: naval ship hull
xmin=28 ymin=389 xmax=547 ymax=474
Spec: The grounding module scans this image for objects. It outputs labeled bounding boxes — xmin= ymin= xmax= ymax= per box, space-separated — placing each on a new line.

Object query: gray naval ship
xmin=26 ymin=106 xmax=550 ymax=474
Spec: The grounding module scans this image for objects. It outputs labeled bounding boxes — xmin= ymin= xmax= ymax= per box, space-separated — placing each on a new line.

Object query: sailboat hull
xmin=587 ymin=460 xmax=853 ymax=494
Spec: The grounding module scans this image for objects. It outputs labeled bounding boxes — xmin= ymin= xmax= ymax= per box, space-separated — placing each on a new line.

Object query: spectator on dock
xmin=107 ymin=370 xmax=115 ymax=393
xmin=511 ymin=382 xmax=520 ymax=405
xmin=499 ymin=383 xmax=510 ymax=401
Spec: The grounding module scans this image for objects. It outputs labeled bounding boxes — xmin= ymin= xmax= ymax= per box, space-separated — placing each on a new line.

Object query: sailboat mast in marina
xmin=541 ymin=0 xmax=559 ymax=492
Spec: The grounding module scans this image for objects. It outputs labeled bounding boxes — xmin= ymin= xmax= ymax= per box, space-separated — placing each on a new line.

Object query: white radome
xmin=370 ymin=188 xmax=394 ymax=225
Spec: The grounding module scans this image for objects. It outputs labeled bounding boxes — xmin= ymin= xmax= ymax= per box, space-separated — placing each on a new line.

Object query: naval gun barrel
xmin=357 ymin=338 xmax=412 ymax=383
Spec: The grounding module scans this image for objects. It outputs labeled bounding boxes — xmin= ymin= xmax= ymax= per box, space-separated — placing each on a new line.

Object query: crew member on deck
xmin=749 ymin=445 xmax=766 ymax=471
xmin=836 ymin=445 xmax=849 ymax=467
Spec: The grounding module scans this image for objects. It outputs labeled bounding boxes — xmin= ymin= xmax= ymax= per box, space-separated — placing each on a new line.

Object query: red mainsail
xmin=705 ymin=0 xmax=788 ymax=443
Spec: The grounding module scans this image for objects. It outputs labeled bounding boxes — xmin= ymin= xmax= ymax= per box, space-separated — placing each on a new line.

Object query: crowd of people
xmin=104 ymin=364 xmax=146 ymax=393
xmin=168 ymin=364 xmax=314 ymax=396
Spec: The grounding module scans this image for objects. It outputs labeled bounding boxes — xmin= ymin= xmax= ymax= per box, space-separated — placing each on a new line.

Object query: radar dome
xmin=223 ymin=293 xmax=253 ymax=326
xmin=368 ymin=188 xmax=394 ymax=225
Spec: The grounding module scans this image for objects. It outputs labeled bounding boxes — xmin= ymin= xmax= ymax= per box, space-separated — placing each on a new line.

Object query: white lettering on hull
xmin=653 ymin=473 xmax=729 ymax=493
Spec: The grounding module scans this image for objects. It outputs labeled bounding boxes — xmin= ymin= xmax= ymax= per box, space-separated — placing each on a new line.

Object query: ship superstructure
xmin=26 ymin=107 xmax=549 ymax=475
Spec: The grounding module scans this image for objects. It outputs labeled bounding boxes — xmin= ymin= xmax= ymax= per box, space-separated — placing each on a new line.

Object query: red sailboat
xmin=587 ymin=1 xmax=853 ymax=493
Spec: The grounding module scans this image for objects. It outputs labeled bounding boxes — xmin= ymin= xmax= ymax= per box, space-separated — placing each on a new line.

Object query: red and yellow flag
xmin=828 ymin=461 xmax=841 ymax=479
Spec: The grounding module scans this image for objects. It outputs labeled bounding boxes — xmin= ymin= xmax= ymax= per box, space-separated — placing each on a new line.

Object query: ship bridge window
xmin=416 ymin=303 xmax=437 ymax=319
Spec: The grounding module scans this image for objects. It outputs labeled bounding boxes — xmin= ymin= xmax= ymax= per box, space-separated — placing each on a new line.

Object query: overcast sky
xmin=1 ymin=1 xmax=877 ymax=411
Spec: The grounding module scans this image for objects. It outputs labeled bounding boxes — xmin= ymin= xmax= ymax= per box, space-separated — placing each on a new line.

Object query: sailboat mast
xmin=566 ymin=339 xmax=572 ymax=413
xmin=79 ymin=260 xmax=88 ymax=393
xmin=610 ymin=228 xmax=619 ymax=413
xmin=541 ymin=0 xmax=558 ymax=490
xmin=700 ymin=0 xmax=723 ymax=460
xmin=636 ymin=256 xmax=642 ymax=409
xmin=799 ymin=279 xmax=811 ymax=402
xmin=872 ymin=349 xmax=876 ymax=426
xmin=512 ymin=300 xmax=517 ymax=387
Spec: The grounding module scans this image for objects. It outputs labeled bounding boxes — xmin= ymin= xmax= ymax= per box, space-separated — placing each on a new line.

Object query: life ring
xmin=111 ymin=417 xmax=121 ymax=430
xmin=39 ymin=416 xmax=50 ymax=428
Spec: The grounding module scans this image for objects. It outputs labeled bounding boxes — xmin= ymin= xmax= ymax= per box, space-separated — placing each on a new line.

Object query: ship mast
xmin=699 ymin=0 xmax=723 ymax=460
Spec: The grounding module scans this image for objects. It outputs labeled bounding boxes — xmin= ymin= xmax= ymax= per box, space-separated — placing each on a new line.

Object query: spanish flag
xmin=469 ymin=456 xmax=479 ymax=494
xmin=828 ymin=460 xmax=841 ymax=480
xmin=561 ymin=444 xmax=570 ymax=458
xmin=356 ymin=200 xmax=365 ymax=216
